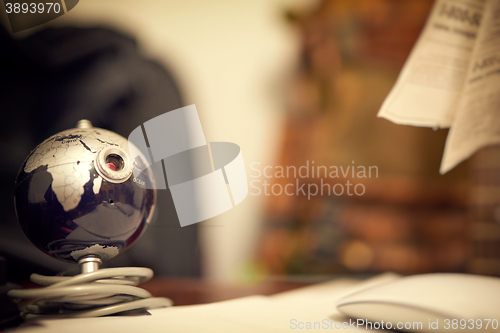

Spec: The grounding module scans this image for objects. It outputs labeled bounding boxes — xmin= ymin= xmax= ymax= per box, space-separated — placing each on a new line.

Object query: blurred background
xmin=0 ymin=0 xmax=499 ymax=284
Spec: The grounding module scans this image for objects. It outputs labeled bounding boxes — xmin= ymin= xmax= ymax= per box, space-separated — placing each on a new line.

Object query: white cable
xmin=7 ymin=267 xmax=172 ymax=321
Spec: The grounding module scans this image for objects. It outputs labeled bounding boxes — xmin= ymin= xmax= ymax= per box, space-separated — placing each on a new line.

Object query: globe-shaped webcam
xmin=9 ymin=120 xmax=171 ymax=320
xmin=14 ymin=119 xmax=155 ymax=265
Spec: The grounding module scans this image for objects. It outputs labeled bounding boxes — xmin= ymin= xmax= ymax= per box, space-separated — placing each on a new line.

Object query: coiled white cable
xmin=7 ymin=266 xmax=172 ymax=321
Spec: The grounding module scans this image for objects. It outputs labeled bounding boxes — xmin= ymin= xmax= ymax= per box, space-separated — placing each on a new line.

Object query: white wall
xmin=54 ymin=0 xmax=314 ymax=282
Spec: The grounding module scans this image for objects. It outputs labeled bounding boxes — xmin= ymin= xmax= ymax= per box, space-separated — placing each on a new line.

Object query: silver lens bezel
xmin=95 ymin=146 xmax=132 ymax=183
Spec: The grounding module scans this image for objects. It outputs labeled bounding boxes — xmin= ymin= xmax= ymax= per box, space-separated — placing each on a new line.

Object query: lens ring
xmin=95 ymin=147 xmax=132 ymax=183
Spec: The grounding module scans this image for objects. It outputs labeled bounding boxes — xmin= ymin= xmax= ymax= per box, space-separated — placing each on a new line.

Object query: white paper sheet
xmin=441 ymin=0 xmax=500 ymax=173
xmin=14 ymin=274 xmax=399 ymax=333
xmin=378 ymin=0 xmax=484 ymax=128
xmin=377 ymin=0 xmax=500 ymax=173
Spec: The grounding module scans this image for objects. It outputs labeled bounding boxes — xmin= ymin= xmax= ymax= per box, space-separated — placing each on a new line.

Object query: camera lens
xmin=106 ymin=154 xmax=124 ymax=171
xmin=96 ymin=146 xmax=132 ymax=183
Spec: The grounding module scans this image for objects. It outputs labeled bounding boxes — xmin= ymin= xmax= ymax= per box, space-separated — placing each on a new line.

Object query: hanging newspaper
xmin=378 ymin=0 xmax=500 ymax=174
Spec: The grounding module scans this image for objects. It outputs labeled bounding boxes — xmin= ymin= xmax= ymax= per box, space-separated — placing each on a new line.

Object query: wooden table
xmin=140 ymin=278 xmax=312 ymax=306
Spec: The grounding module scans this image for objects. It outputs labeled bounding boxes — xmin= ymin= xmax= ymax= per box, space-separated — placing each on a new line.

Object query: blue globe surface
xmin=14 ymin=125 xmax=156 ymax=263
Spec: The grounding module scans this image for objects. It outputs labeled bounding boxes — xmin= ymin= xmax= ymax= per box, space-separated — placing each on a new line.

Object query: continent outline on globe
xmin=23 ymin=129 xmax=129 ymax=212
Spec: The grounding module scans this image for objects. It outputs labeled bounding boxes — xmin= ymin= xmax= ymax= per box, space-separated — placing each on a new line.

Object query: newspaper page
xmin=441 ymin=0 xmax=500 ymax=174
xmin=377 ymin=0 xmax=485 ymax=128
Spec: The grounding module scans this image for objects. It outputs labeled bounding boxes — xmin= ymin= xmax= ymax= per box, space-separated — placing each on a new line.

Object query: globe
xmin=13 ymin=120 xmax=156 ymax=263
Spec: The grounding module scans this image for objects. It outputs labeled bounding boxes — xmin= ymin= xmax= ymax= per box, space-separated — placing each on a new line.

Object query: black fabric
xmin=0 ymin=26 xmax=201 ymax=280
